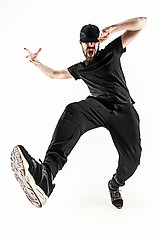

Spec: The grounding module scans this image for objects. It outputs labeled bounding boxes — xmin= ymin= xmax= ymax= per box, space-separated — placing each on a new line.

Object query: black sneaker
xmin=108 ymin=180 xmax=123 ymax=209
xmin=11 ymin=145 xmax=55 ymax=208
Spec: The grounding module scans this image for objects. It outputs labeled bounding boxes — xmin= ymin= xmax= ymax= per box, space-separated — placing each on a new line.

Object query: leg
xmin=10 ymin=97 xmax=106 ymax=207
xmin=44 ymin=97 xmax=107 ymax=178
xmin=109 ymin=103 xmax=142 ymax=188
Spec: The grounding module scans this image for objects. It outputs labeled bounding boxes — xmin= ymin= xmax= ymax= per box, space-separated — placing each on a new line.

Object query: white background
xmin=1 ymin=0 xmax=160 ymax=239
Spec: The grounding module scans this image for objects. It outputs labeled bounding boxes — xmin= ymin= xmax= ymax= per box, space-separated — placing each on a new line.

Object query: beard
xmin=82 ymin=46 xmax=99 ymax=61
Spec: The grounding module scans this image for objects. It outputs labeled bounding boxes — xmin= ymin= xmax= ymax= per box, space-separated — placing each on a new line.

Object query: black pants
xmin=44 ymin=96 xmax=142 ymax=187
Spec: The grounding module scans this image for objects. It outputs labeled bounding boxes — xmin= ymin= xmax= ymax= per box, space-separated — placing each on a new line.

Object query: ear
xmin=79 ymin=40 xmax=82 ymax=45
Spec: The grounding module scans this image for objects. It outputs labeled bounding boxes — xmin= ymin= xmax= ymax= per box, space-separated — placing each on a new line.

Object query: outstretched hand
xmin=24 ymin=48 xmax=42 ymax=64
xmin=98 ymin=26 xmax=113 ymax=43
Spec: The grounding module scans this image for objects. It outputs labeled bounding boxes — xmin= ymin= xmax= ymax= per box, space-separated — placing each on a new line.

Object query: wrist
xmin=33 ymin=60 xmax=41 ymax=66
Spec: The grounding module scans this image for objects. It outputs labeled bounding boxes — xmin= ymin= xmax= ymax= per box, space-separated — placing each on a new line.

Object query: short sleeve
xmin=67 ymin=63 xmax=80 ymax=80
xmin=105 ymin=36 xmax=126 ymax=57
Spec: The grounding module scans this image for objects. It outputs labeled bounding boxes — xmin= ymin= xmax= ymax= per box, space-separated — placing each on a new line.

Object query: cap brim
xmin=80 ymin=38 xmax=99 ymax=43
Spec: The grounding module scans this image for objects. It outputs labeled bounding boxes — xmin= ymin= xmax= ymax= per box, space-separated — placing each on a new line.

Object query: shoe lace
xmin=38 ymin=159 xmax=43 ymax=164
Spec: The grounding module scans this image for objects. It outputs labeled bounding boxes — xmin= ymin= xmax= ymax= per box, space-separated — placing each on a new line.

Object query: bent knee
xmin=129 ymin=145 xmax=142 ymax=166
xmin=62 ymin=102 xmax=81 ymax=121
xmin=65 ymin=102 xmax=79 ymax=111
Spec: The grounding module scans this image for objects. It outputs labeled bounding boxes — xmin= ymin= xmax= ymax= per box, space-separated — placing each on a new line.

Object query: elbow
xmin=141 ymin=16 xmax=147 ymax=25
xmin=139 ymin=17 xmax=147 ymax=28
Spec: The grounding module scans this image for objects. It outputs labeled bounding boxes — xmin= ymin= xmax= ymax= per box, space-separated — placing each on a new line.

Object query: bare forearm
xmin=24 ymin=48 xmax=72 ymax=79
xmin=111 ymin=17 xmax=147 ymax=33
xmin=34 ymin=61 xmax=72 ymax=79
xmin=34 ymin=62 xmax=55 ymax=79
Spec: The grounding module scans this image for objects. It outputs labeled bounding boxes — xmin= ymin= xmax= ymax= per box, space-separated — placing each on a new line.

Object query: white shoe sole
xmin=11 ymin=145 xmax=48 ymax=208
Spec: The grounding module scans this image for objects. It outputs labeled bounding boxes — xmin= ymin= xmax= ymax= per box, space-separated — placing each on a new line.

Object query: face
xmin=80 ymin=41 xmax=100 ymax=61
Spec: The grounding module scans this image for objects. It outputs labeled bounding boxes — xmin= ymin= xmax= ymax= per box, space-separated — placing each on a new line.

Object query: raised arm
xmin=24 ymin=48 xmax=73 ymax=79
xmin=99 ymin=17 xmax=147 ymax=48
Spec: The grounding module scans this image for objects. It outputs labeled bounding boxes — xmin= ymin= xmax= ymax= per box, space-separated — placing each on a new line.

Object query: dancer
xmin=11 ymin=17 xmax=147 ymax=208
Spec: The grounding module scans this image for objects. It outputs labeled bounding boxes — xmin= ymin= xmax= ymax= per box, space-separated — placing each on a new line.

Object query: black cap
xmin=80 ymin=24 xmax=100 ymax=43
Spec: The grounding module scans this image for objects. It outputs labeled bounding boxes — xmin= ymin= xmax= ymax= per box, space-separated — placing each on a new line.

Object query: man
xmin=11 ymin=17 xmax=147 ymax=209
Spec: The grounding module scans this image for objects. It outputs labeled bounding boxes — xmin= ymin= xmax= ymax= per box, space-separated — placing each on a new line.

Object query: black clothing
xmin=80 ymin=24 xmax=100 ymax=43
xmin=44 ymin=36 xmax=142 ymax=188
xmin=68 ymin=36 xmax=134 ymax=104
xmin=44 ymin=97 xmax=141 ymax=187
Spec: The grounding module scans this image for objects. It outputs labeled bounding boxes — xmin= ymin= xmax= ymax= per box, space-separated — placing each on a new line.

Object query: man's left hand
xmin=98 ymin=26 xmax=113 ymax=43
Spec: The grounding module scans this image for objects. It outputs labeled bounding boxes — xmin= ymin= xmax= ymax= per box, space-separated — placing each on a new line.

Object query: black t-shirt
xmin=68 ymin=36 xmax=134 ymax=104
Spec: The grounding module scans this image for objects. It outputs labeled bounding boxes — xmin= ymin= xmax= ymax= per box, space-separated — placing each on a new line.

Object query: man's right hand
xmin=24 ymin=47 xmax=73 ymax=79
xmin=24 ymin=48 xmax=42 ymax=64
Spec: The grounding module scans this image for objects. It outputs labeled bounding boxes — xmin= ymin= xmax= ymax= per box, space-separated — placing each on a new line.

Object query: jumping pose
xmin=11 ymin=17 xmax=147 ymax=209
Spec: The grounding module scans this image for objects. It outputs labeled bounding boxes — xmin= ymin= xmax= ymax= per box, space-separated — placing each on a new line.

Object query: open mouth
xmin=87 ymin=49 xmax=95 ymax=58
